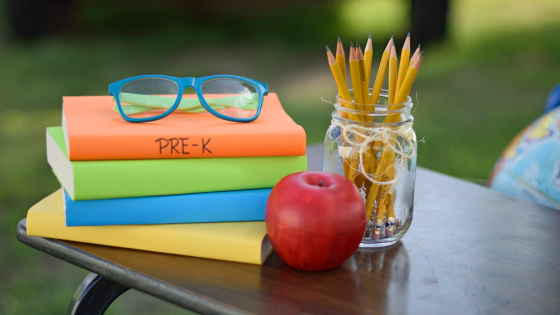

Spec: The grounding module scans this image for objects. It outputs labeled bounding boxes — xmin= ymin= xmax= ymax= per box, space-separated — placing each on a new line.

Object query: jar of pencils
xmin=324 ymin=89 xmax=416 ymax=248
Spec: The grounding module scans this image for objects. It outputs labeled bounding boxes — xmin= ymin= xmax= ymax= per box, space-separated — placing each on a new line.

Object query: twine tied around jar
xmin=331 ymin=119 xmax=416 ymax=191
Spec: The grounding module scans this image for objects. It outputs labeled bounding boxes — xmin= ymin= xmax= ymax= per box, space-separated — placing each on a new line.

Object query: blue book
xmin=63 ymin=188 xmax=271 ymax=226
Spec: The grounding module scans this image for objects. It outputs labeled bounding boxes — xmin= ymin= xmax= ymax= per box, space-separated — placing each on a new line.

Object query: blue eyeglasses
xmin=109 ymin=75 xmax=268 ymax=123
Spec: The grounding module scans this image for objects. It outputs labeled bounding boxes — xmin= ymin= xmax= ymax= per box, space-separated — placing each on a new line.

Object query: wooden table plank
xmin=16 ymin=144 xmax=560 ymax=315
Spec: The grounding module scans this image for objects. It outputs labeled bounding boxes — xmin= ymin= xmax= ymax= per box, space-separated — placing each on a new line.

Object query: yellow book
xmin=27 ymin=190 xmax=272 ymax=265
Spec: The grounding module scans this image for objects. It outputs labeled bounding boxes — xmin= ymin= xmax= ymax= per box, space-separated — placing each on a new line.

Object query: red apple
xmin=265 ymin=171 xmax=366 ymax=271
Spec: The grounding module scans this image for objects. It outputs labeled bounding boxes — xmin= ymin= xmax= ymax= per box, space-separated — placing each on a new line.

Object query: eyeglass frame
xmin=108 ymin=74 xmax=268 ymax=123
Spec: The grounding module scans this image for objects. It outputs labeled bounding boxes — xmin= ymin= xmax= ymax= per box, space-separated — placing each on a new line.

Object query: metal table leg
xmin=67 ymin=272 xmax=130 ymax=315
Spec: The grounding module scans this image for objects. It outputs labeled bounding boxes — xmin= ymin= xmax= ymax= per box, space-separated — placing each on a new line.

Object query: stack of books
xmin=26 ymin=93 xmax=307 ymax=264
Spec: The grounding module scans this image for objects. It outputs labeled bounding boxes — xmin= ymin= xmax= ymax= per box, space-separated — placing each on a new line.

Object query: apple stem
xmin=319 ymin=180 xmax=325 ymax=187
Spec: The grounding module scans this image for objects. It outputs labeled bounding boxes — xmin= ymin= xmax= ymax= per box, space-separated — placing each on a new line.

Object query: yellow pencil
xmin=366 ymin=53 xmax=424 ymax=220
xmin=387 ymin=44 xmax=398 ymax=105
xmin=392 ymin=53 xmax=423 ymax=110
xmin=396 ymin=33 xmax=411 ymax=95
xmin=364 ymin=34 xmax=373 ymax=88
xmin=363 ymin=37 xmax=377 ymax=171
xmin=372 ymin=158 xmax=395 ymax=239
xmin=356 ymin=41 xmax=377 ymax=189
xmin=409 ymin=44 xmax=421 ymax=68
xmin=336 ymin=37 xmax=346 ymax=81
xmin=349 ymin=43 xmax=365 ymax=108
xmin=365 ymin=183 xmax=380 ymax=220
xmin=348 ymin=43 xmax=368 ymax=181
xmin=335 ymin=38 xmax=348 ymax=119
xmin=371 ymin=60 xmax=400 ymax=228
xmin=356 ymin=42 xmax=371 ymax=113
xmin=370 ymin=44 xmax=396 ymax=156
xmin=385 ymin=178 xmax=397 ymax=237
xmin=370 ymin=36 xmax=393 ymax=105
xmin=369 ymin=37 xmax=393 ymax=153
xmin=364 ymin=147 xmax=393 ymax=221
xmin=326 ymin=46 xmax=360 ymax=121
xmin=328 ymin=45 xmax=355 ymax=179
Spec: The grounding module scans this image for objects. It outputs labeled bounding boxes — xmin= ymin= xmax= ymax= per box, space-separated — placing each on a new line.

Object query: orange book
xmin=62 ymin=93 xmax=306 ymax=161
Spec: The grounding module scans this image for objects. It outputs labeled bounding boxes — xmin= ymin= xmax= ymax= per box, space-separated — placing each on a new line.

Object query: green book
xmin=46 ymin=127 xmax=307 ymax=200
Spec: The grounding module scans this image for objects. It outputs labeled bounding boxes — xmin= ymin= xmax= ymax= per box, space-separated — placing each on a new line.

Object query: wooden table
xmin=16 ymin=144 xmax=560 ymax=315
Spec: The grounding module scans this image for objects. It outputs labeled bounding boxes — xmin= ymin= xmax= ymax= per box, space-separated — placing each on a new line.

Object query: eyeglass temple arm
xmin=259 ymin=82 xmax=269 ymax=95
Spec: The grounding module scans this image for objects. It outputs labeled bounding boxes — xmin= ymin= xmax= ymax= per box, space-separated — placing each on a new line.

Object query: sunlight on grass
xmin=339 ymin=0 xmax=560 ymax=43
xmin=339 ymin=0 xmax=409 ymax=39
xmin=453 ymin=0 xmax=560 ymax=40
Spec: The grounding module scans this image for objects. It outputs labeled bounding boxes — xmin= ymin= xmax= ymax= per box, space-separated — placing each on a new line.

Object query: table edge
xmin=16 ymin=219 xmax=253 ymax=315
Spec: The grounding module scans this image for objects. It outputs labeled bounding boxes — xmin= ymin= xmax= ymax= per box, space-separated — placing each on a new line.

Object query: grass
xmin=1 ymin=0 xmax=560 ymax=313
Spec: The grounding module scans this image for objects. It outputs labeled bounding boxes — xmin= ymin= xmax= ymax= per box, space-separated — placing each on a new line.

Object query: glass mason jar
xmin=324 ymin=89 xmax=417 ymax=248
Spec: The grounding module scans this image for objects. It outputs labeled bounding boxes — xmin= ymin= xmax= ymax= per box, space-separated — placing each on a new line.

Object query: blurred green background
xmin=1 ymin=0 xmax=559 ymax=313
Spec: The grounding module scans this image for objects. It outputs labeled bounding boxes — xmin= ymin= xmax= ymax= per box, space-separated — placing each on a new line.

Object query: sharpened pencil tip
xmin=390 ymin=35 xmax=394 ymax=40
xmin=418 ymin=44 xmax=421 ymax=49
xmin=350 ymin=42 xmax=355 ymax=48
xmin=356 ymin=41 xmax=360 ymax=48
xmin=369 ymin=33 xmax=372 ymax=39
xmin=407 ymin=32 xmax=410 ymax=37
xmin=419 ymin=51 xmax=424 ymax=57
xmin=338 ymin=36 xmax=341 ymax=43
xmin=326 ymin=45 xmax=331 ymax=52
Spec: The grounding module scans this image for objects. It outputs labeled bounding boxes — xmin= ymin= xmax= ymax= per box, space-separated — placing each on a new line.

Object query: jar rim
xmin=335 ymin=89 xmax=413 ymax=110
xmin=333 ymin=103 xmax=412 ymax=116
xmin=331 ymin=112 xmax=414 ymax=127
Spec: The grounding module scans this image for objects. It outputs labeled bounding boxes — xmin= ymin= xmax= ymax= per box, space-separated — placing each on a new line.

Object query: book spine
xmin=71 ymin=155 xmax=306 ymax=200
xmin=64 ymin=188 xmax=271 ymax=226
xmin=64 ymin=93 xmax=307 ymax=161
xmin=28 ymin=191 xmax=268 ymax=264
xmin=69 ymin=132 xmax=307 ymax=161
